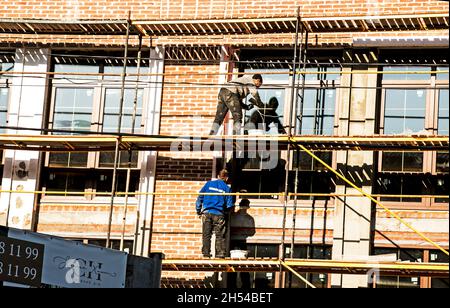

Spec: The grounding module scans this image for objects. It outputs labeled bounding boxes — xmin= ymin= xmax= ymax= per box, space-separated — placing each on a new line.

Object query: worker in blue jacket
xmin=196 ymin=169 xmax=235 ymax=258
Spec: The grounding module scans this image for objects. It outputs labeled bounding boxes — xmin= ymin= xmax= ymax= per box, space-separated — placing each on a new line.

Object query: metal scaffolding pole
xmin=106 ymin=11 xmax=131 ymax=248
xmin=279 ymin=7 xmax=301 ymax=288
xmin=120 ymin=34 xmax=143 ymax=252
xmin=289 ymin=18 xmax=309 ymax=288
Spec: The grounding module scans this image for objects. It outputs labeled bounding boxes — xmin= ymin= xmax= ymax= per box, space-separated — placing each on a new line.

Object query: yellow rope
xmin=296 ymin=142 xmax=449 ymax=256
xmin=0 ymin=189 xmax=447 ymax=199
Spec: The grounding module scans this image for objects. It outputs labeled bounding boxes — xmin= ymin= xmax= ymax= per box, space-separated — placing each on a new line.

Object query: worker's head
xmin=218 ymin=169 xmax=229 ymax=181
xmin=252 ymin=74 xmax=263 ymax=88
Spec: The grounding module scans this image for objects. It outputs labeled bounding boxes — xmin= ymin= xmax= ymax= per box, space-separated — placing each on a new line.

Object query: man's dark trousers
xmin=202 ymin=212 xmax=227 ymax=257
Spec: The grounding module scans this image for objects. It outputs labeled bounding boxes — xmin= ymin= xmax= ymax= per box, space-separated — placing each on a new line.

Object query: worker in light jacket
xmin=209 ymin=74 xmax=264 ymax=135
xmin=196 ymin=169 xmax=235 ymax=258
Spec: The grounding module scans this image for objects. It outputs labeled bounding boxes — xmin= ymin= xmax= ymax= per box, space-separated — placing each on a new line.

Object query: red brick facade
xmin=0 ymin=0 xmax=448 ymax=288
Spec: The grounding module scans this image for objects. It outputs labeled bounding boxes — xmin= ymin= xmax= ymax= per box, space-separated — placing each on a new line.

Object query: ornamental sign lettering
xmin=6 ymin=228 xmax=128 ymax=288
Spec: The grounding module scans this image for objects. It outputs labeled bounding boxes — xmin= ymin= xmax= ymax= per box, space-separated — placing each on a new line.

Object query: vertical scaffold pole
xmin=291 ymin=27 xmax=308 ymax=255
xmin=120 ymin=34 xmax=143 ymax=251
xmin=106 ymin=11 xmax=131 ymax=248
xmin=279 ymin=7 xmax=300 ymax=288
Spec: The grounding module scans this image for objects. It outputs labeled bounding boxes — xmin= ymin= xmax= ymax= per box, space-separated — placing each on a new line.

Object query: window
xmin=236 ymin=64 xmax=339 ymax=201
xmin=230 ymin=243 xmax=279 ymax=288
xmin=43 ymin=54 xmax=151 ymax=198
xmin=372 ymin=248 xmax=423 ymax=288
xmin=377 ymin=65 xmax=449 ymax=207
xmin=99 ymin=88 xmax=143 ymax=168
xmin=0 ymin=62 xmax=13 ymax=134
xmin=290 ymin=67 xmax=339 ymax=201
xmin=429 ymin=250 xmax=449 ymax=288
xmin=285 ymin=244 xmax=332 ymax=288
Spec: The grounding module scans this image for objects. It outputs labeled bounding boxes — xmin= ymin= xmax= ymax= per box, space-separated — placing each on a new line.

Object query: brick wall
xmin=1 ymin=0 xmax=447 ymax=48
xmin=1 ymin=0 xmax=448 ymax=19
xmin=151 ymin=62 xmax=219 ymax=261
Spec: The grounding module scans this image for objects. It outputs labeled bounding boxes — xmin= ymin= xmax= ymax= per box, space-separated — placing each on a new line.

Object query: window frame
xmin=42 ymin=60 xmax=150 ymax=201
xmin=377 ymin=67 xmax=449 ymax=209
xmin=234 ymin=67 xmax=341 ymax=207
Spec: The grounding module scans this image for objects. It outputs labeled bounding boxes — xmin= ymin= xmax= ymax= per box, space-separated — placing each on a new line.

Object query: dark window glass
xmin=433 ymin=175 xmax=449 ymax=204
xmin=284 ymin=245 xmax=332 ymax=288
xmin=429 ymin=250 xmax=449 ymax=288
xmin=294 ymin=151 xmax=332 ymax=171
xmin=372 ymin=248 xmax=422 ymax=288
xmin=49 ymin=153 xmax=89 ymax=168
xmin=44 ymin=170 xmax=86 ymax=194
xmin=95 ymin=169 xmax=140 ymax=194
xmin=381 ymin=152 xmax=423 ymax=172
xmin=288 ymin=171 xmax=335 ymax=201
xmin=376 ymin=174 xmax=430 ymax=203
xmin=436 ymin=152 xmax=449 ymax=173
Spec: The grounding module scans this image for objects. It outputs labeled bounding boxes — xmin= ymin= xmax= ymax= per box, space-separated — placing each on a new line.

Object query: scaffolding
xmin=0 ymin=10 xmax=449 ymax=288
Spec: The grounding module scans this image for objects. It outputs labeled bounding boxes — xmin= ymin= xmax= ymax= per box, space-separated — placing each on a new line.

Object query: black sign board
xmin=0 ymin=235 xmax=45 ymax=287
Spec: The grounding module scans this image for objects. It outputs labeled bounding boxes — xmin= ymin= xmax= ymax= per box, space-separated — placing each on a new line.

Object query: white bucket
xmin=230 ymin=250 xmax=249 ymax=259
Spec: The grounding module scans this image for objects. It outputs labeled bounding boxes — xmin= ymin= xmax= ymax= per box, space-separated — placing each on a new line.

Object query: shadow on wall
xmin=229 ymin=196 xmax=255 ymax=288
xmin=335 ymin=163 xmax=374 ymax=187
xmin=156 ymin=156 xmax=213 ymax=181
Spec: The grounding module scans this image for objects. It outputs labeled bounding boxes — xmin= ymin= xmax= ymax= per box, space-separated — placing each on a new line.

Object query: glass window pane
xmin=238 ymin=159 xmax=286 ymax=199
xmin=0 ymin=88 xmax=8 ymax=133
xmin=384 ymin=89 xmax=426 ymax=134
xmin=53 ymin=88 xmax=94 ymax=134
xmin=103 ymin=65 xmax=150 ymax=81
xmin=305 ymin=67 xmax=340 ymax=81
xmin=430 ymin=250 xmax=449 ymax=288
xmin=0 ymin=63 xmax=14 ymax=78
xmin=377 ymin=174 xmax=426 ymax=202
xmin=299 ymin=89 xmax=336 ymax=135
xmin=44 ymin=170 xmax=86 ymax=193
xmin=383 ymin=66 xmax=431 ymax=81
xmin=295 ymin=151 xmax=332 ymax=171
xmin=434 ymin=175 xmax=448 ymax=203
xmin=436 ymin=67 xmax=449 ymax=81
xmin=382 ymin=152 xmax=423 ymax=172
xmin=49 ymin=153 xmax=88 ymax=167
xmin=289 ymin=171 xmax=335 ymax=200
xmin=54 ymin=64 xmax=99 ymax=80
xmin=438 ymin=89 xmax=449 ymax=135
xmin=436 ymin=152 xmax=449 ymax=173
xmin=244 ymin=69 xmax=289 ymax=84
xmin=99 ymin=151 xmax=139 ymax=168
xmin=103 ymin=88 xmax=143 ymax=133
xmin=95 ymin=170 xmax=139 ymax=193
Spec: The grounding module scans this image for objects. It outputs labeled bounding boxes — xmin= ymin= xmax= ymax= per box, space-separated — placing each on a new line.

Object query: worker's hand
xmin=197 ymin=211 xmax=202 ymax=217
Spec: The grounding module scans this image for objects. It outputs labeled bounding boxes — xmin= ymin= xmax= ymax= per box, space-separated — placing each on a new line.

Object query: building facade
xmin=0 ymin=0 xmax=448 ymax=288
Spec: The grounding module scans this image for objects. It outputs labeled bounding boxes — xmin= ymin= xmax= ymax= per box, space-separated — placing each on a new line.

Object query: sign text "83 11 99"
xmin=0 ymin=236 xmax=44 ymax=287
